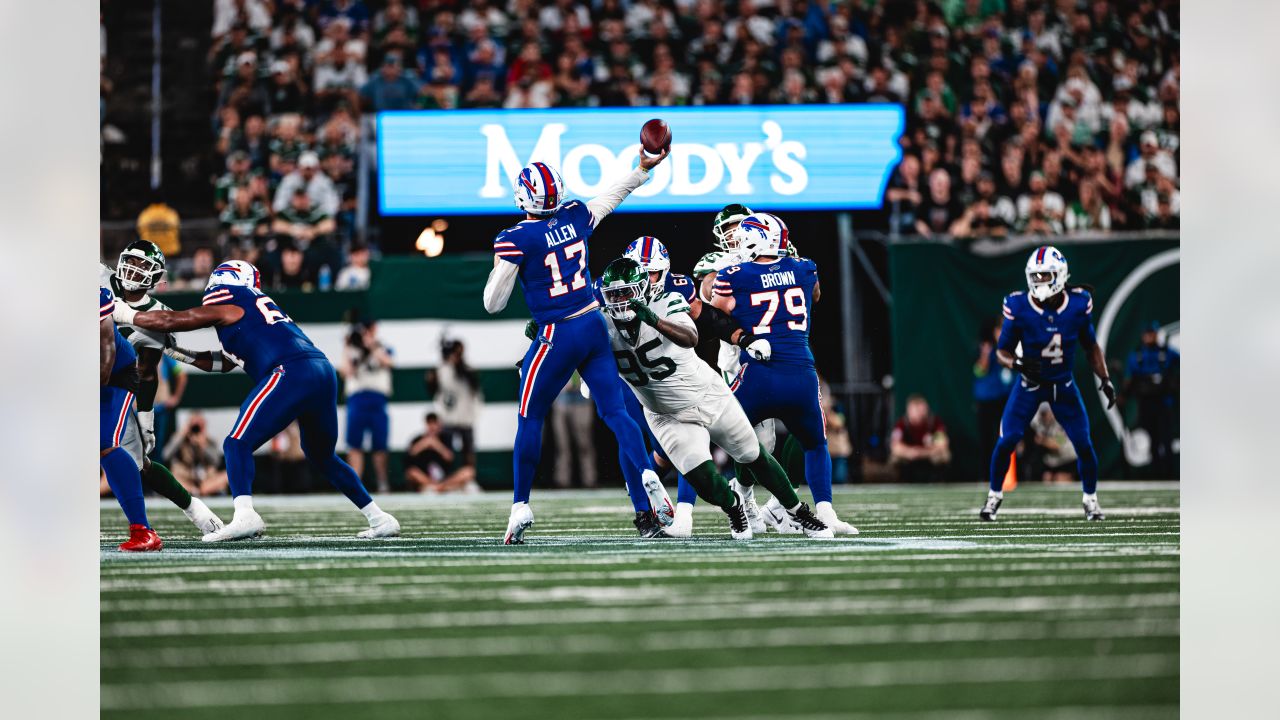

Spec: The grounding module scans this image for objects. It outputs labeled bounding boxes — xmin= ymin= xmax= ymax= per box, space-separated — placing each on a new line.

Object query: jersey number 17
xmin=545 ymin=241 xmax=587 ymax=297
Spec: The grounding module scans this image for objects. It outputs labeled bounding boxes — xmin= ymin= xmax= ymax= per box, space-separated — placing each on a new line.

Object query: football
xmin=640 ymin=118 xmax=671 ymax=155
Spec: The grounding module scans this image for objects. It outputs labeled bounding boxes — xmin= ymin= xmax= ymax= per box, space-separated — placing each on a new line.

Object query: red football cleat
xmin=118 ymin=524 xmax=163 ymax=552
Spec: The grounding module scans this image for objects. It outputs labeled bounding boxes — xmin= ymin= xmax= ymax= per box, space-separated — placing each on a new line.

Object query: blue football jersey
xmin=998 ymin=288 xmax=1097 ymax=384
xmin=493 ymin=199 xmax=598 ymax=324
xmin=101 ymin=286 xmax=136 ymax=374
xmin=666 ymin=272 xmax=696 ymax=303
xmin=202 ymin=284 xmax=326 ymax=380
xmin=714 ymin=256 xmax=818 ymax=368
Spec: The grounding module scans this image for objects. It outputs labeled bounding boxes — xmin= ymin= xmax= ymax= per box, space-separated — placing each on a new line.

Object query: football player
xmin=600 ymin=257 xmax=832 ymax=539
xmin=712 ymin=213 xmax=859 ymax=535
xmin=101 ymin=286 xmax=162 ymax=551
xmin=103 ymin=241 xmax=225 ymax=534
xmin=483 ymin=147 xmax=672 ymax=544
xmin=980 ymin=246 xmax=1117 ymax=521
xmin=113 ymin=261 xmax=400 ymax=541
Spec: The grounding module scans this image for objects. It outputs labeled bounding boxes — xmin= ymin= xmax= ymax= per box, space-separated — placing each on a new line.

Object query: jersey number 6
xmin=749 ymin=288 xmax=808 ymax=334
xmin=545 ymin=240 xmax=587 ymax=298
xmin=256 ymin=296 xmax=293 ymax=325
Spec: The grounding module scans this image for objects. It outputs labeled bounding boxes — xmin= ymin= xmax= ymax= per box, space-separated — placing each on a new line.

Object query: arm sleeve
xmin=1079 ymin=292 xmax=1097 ymax=346
xmin=697 ymin=302 xmax=746 ymax=343
xmin=483 ymin=260 xmax=520 ymax=314
xmin=586 ymin=167 xmax=650 ymax=226
xmin=997 ymin=296 xmax=1019 ymax=352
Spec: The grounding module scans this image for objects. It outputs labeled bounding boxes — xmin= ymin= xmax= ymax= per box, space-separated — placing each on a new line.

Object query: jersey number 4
xmin=749 ymin=288 xmax=808 ymax=334
xmin=545 ymin=241 xmax=587 ymax=297
xmin=256 ymin=296 xmax=293 ymax=325
xmin=1041 ymin=333 xmax=1063 ymax=364
xmin=613 ymin=338 xmax=676 ymax=387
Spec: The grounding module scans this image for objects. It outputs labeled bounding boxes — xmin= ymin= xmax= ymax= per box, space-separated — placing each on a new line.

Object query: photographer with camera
xmin=162 ymin=412 xmax=228 ymax=496
xmin=340 ymin=318 xmax=394 ymax=493
xmin=424 ymin=337 xmax=482 ymax=475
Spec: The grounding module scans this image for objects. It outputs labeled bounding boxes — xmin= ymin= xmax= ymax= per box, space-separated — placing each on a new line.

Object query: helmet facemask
xmin=1024 ymin=246 xmax=1069 ymax=301
xmin=116 ymin=246 xmax=165 ymax=292
xmin=603 ymin=278 xmax=648 ymax=321
xmin=713 ymin=204 xmax=752 ymax=253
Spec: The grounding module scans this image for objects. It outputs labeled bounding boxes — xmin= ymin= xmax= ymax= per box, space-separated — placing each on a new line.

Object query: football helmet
xmin=116 ymin=240 xmax=166 ymax=292
xmin=692 ymin=251 xmax=726 ymax=280
xmin=599 ymin=257 xmax=649 ymax=322
xmin=712 ymin=203 xmax=753 ymax=252
xmin=207 ymin=260 xmax=262 ymax=290
xmin=1025 ymin=245 xmax=1069 ymax=301
xmin=623 ymin=236 xmax=671 ymax=302
xmin=736 ymin=212 xmax=790 ymax=261
xmin=513 ymin=161 xmax=566 ymax=217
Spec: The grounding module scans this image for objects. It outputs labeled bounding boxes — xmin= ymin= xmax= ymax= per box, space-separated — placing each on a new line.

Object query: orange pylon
xmin=1002 ymin=451 xmax=1018 ymax=491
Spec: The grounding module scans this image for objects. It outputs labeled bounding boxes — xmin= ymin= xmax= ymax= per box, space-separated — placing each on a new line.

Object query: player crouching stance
xmin=113 ymin=261 xmax=399 ymax=541
xmin=980 ymin=246 xmax=1117 ymax=521
xmin=600 ymin=257 xmax=832 ymax=539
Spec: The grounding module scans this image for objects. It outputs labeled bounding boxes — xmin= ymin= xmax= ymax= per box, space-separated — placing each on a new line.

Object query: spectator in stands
xmin=1122 ymin=322 xmax=1180 ymax=478
xmin=915 ymin=168 xmax=964 ymax=237
xmin=550 ymin=375 xmax=597 ymax=489
xmin=268 ymin=114 xmax=308 ymax=180
xmin=265 ymin=242 xmax=314 ymax=290
xmin=425 ymin=338 xmax=482 ymax=471
xmin=973 ymin=317 xmax=1014 ymax=482
xmin=272 ymin=188 xmax=336 ymax=251
xmin=886 ymin=154 xmax=923 ymax=236
xmin=341 ymin=319 xmax=393 ymax=494
xmin=265 ymin=60 xmax=307 ymax=116
xmin=1027 ymin=407 xmax=1078 ymax=484
xmin=233 ymin=114 xmax=269 ymax=171
xmin=1065 ymin=179 xmax=1112 ymax=232
xmin=213 ymin=150 xmax=259 ymax=212
xmin=163 ymin=412 xmax=227 ymax=496
xmin=335 ymin=243 xmax=372 ymax=290
xmin=274 ymin=151 xmax=340 ymax=217
xmin=1016 ymin=171 xmax=1065 ymax=233
xmin=212 ymin=0 xmax=271 ymax=39
xmin=360 ymin=51 xmax=419 ymax=111
xmin=320 ymin=0 xmax=371 ymax=37
xmin=219 ymin=186 xmax=270 ymax=249
xmin=219 ymin=52 xmax=269 ymax=120
xmin=314 ymin=41 xmax=367 ymax=113
xmin=1125 ymin=130 xmax=1178 ymax=189
xmin=173 ymin=246 xmax=216 ymax=290
xmin=890 ymin=395 xmax=951 ymax=483
xmin=405 ymin=413 xmax=479 ymax=494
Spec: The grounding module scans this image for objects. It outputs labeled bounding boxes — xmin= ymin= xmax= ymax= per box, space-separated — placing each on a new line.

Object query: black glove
xmin=1011 ymin=355 xmax=1043 ymax=384
xmin=1099 ymin=378 xmax=1117 ymax=409
xmin=524 ymin=320 xmax=539 ymax=341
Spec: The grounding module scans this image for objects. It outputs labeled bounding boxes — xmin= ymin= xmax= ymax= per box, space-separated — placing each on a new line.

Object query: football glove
xmin=1011 ymin=355 xmax=1043 ymax=384
xmin=628 ymin=299 xmax=659 ymax=327
xmin=524 ymin=320 xmax=539 ymax=341
xmin=736 ymin=333 xmax=771 ymax=361
xmin=137 ymin=409 xmax=156 ymax=455
xmin=1099 ymin=377 xmax=1117 ymax=409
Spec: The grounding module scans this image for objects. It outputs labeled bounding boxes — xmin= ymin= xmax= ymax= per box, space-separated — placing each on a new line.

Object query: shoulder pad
xmin=660 ymin=291 xmax=691 ymax=315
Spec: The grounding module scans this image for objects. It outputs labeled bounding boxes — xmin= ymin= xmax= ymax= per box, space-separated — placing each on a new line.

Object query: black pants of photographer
xmin=1136 ymin=395 xmax=1178 ymax=479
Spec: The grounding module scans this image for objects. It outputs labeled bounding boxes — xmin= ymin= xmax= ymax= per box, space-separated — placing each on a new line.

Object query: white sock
xmin=788 ymin=502 xmax=802 ymax=513
xmin=359 ymin=500 xmax=385 ymax=521
xmin=233 ymin=495 xmax=255 ymax=516
xmin=989 ymin=490 xmax=1004 ymax=499
xmin=1083 ymin=493 xmax=1097 ymax=503
xmin=675 ymin=502 xmax=694 ymax=516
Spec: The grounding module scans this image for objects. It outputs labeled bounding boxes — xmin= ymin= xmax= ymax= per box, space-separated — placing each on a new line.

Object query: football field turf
xmin=100 ymin=483 xmax=1179 ymax=719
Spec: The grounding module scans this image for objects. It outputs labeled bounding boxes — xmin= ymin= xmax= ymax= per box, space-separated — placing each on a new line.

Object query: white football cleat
xmin=641 ymin=469 xmax=675 ymax=527
xmin=724 ymin=489 xmax=754 ymax=540
xmin=816 ymin=501 xmax=859 ymax=535
xmin=730 ymin=478 xmax=767 ymax=534
xmin=357 ymin=512 xmax=401 ymax=539
xmin=666 ymin=502 xmax=694 ymax=538
xmin=761 ymin=496 xmax=803 ymax=534
xmin=201 ymin=509 xmax=265 ymax=542
xmin=787 ymin=502 xmax=835 ymax=539
xmin=503 ymin=502 xmax=535 ymax=545
xmin=183 ymin=497 xmax=224 ymax=535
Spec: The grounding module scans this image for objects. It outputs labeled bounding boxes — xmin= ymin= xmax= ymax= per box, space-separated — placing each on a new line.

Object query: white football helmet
xmin=736 ymin=212 xmax=790 ymax=261
xmin=623 ymin=236 xmax=671 ymax=302
xmin=513 ymin=161 xmax=566 ymax=217
xmin=207 ymin=260 xmax=262 ymax=290
xmin=1025 ymin=245 xmax=1069 ymax=301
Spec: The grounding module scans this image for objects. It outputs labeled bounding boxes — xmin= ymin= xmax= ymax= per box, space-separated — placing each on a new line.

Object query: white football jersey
xmin=101 ymin=262 xmax=172 ymax=351
xmin=606 ymin=291 xmax=730 ymax=415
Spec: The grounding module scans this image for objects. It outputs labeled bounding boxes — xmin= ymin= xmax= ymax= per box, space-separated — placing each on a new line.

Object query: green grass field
xmin=100 ymin=483 xmax=1179 ymax=720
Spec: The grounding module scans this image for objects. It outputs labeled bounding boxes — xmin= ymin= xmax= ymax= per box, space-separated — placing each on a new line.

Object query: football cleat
xmin=202 ymin=509 xmax=265 ymax=542
xmin=634 ymin=511 xmax=671 ymax=539
xmin=761 ymin=496 xmax=803 ymax=534
xmin=666 ymin=502 xmax=694 ymax=538
xmin=725 ymin=491 xmax=754 ymax=541
xmin=358 ymin=512 xmax=401 ymax=539
xmin=787 ymin=503 xmax=834 ymax=539
xmin=979 ymin=493 xmax=1003 ymax=522
xmin=503 ymin=502 xmax=535 ymax=545
xmin=1083 ymin=495 xmax=1106 ymax=521
xmin=816 ymin=501 xmax=859 ymax=535
xmin=183 ymin=497 xmax=224 ymax=535
xmin=640 ymin=469 xmax=675 ymax=527
xmin=731 ymin=478 xmax=767 ymax=533
xmin=119 ymin=524 xmax=163 ymax=552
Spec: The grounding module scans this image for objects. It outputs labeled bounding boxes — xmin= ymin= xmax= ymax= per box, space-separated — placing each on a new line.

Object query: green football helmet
xmin=599 ymin=256 xmax=649 ymax=322
xmin=116 ymin=240 xmax=166 ymax=292
xmin=787 ymin=239 xmax=800 ymax=259
xmin=712 ymin=203 xmax=753 ymax=252
xmin=692 ymin=251 xmax=727 ymax=280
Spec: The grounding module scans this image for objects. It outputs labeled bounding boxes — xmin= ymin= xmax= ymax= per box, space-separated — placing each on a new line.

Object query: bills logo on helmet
xmin=209 ymin=261 xmax=262 ymax=290
xmin=740 ymin=218 xmax=769 ymax=234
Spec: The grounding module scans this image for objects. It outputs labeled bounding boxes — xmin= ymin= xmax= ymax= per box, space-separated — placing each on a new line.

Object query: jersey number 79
xmin=545 ymin=241 xmax=587 ymax=297
xmin=749 ymin=288 xmax=808 ymax=334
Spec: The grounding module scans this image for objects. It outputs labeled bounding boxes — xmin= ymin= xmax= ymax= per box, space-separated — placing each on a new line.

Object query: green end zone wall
xmin=888 ymin=237 xmax=1179 ymax=481
xmin=159 ymin=256 xmax=529 ymax=489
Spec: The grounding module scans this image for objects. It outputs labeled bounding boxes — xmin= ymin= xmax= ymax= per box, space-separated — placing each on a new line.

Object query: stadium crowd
xmin=201 ymin=0 xmax=1179 ymax=290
